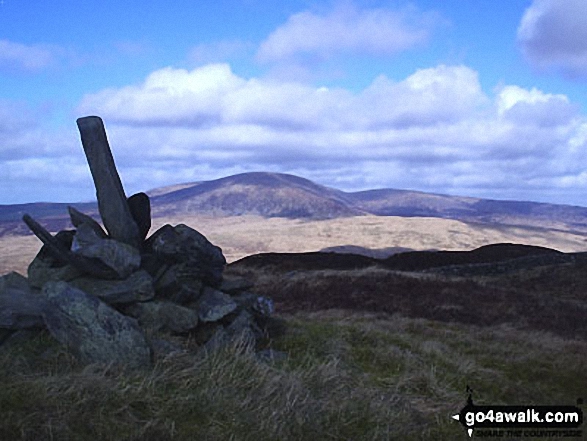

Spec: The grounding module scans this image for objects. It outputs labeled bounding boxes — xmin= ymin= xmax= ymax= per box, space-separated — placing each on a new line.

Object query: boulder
xmin=42 ymin=281 xmax=151 ymax=368
xmin=219 ymin=276 xmax=254 ymax=294
xmin=123 ymin=300 xmax=199 ymax=334
xmin=74 ymin=238 xmax=141 ymax=279
xmin=196 ymin=287 xmax=237 ymax=322
xmin=0 ymin=272 xmax=47 ymax=329
xmin=69 ymin=269 xmax=155 ymax=305
xmin=154 ymin=262 xmax=203 ymax=304
xmin=225 ymin=309 xmax=260 ymax=347
xmin=146 ymin=224 xmax=225 ymax=286
xmin=0 ymin=271 xmax=29 ymax=293
xmin=149 ymin=338 xmax=185 ymax=359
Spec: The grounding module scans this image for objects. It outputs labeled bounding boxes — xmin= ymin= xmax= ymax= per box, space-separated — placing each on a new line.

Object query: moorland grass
xmin=0 ymin=310 xmax=584 ymax=440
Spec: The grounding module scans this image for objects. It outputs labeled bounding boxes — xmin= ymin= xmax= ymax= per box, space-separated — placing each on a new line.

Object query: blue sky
xmin=2 ymin=0 xmax=587 ymax=206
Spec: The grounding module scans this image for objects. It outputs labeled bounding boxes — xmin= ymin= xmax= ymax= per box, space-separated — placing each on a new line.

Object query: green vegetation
xmin=0 ymin=311 xmax=584 ymax=440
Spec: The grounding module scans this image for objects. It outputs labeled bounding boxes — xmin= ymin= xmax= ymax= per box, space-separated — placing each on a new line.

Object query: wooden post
xmin=76 ymin=116 xmax=141 ymax=249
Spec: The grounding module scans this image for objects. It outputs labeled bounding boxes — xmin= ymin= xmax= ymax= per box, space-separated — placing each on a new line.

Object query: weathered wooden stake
xmin=76 ymin=116 xmax=141 ymax=249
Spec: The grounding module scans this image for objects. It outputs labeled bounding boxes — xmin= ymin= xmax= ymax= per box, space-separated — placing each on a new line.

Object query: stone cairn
xmin=0 ymin=116 xmax=276 ymax=368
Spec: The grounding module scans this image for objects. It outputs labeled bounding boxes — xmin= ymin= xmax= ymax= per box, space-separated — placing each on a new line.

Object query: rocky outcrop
xmin=0 ymin=116 xmax=276 ymax=368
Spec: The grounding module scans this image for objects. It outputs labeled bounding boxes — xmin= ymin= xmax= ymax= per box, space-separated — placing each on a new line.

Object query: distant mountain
xmin=148 ymin=172 xmax=363 ymax=219
xmin=2 ymin=171 xmax=587 ymax=235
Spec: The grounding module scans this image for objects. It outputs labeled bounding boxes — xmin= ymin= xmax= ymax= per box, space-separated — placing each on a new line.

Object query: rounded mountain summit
xmin=147 ymin=172 xmax=364 ymax=219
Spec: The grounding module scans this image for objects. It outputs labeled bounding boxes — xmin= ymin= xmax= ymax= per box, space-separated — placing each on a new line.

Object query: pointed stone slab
xmin=76 ymin=116 xmax=140 ymax=249
xmin=127 ymin=192 xmax=151 ymax=242
xmin=68 ymin=206 xmax=107 ymax=239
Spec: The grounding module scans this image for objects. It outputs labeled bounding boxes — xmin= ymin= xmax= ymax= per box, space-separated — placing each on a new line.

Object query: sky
xmin=2 ymin=0 xmax=587 ymax=206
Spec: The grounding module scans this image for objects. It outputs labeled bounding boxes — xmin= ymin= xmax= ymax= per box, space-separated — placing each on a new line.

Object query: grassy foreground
xmin=0 ymin=310 xmax=585 ymax=440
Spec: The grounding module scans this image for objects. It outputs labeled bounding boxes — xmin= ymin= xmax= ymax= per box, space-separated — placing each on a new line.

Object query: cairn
xmin=0 ymin=116 xmax=275 ymax=368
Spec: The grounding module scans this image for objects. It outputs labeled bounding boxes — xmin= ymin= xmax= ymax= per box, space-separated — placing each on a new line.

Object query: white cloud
xmin=0 ymin=39 xmax=59 ymax=72
xmin=517 ymin=0 xmax=587 ymax=77
xmin=496 ymin=85 xmax=578 ymax=127
xmin=4 ymin=62 xmax=587 ymax=205
xmin=68 ymin=62 xmax=587 ymax=205
xmin=78 ymin=63 xmax=485 ymax=131
xmin=256 ymin=4 xmax=441 ymax=63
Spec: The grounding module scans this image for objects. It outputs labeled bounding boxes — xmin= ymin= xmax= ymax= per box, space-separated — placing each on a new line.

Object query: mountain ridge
xmin=2 ymin=171 xmax=587 ymax=235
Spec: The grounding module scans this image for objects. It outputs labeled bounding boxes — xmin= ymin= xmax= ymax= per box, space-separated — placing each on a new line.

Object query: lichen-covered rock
xmin=196 ymin=287 xmax=237 ymax=322
xmin=74 ymin=238 xmax=141 ymax=279
xmin=69 ymin=269 xmax=155 ymax=304
xmin=123 ymin=300 xmax=199 ymax=334
xmin=42 ymin=281 xmax=151 ymax=368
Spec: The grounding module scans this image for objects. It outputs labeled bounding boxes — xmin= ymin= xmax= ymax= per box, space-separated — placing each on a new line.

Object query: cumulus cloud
xmin=2 ymin=53 xmax=586 ymax=205
xmin=69 ymin=62 xmax=587 ymax=205
xmin=0 ymin=39 xmax=60 ymax=72
xmin=256 ymin=4 xmax=441 ymax=63
xmin=517 ymin=0 xmax=587 ymax=77
xmin=496 ymin=85 xmax=578 ymax=127
xmin=78 ymin=63 xmax=485 ymax=131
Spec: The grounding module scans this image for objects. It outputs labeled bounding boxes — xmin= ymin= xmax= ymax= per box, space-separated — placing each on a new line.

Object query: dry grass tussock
xmin=1 ymin=311 xmax=584 ymax=440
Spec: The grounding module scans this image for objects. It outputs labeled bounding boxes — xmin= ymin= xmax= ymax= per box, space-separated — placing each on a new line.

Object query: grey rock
xmin=123 ymin=300 xmax=199 ymax=334
xmin=28 ymin=230 xmax=82 ymax=290
xmin=225 ymin=309 xmax=259 ymax=347
xmin=146 ymin=224 xmax=226 ymax=286
xmin=28 ymin=257 xmax=82 ymax=290
xmin=252 ymin=296 xmax=274 ymax=317
xmin=154 ymin=262 xmax=203 ymax=304
xmin=127 ymin=192 xmax=151 ymax=243
xmin=0 ymin=329 xmax=14 ymax=345
xmin=0 ymin=271 xmax=29 ymax=292
xmin=0 ymin=329 xmax=43 ymax=353
xmin=74 ymin=238 xmax=141 ymax=279
xmin=219 ymin=276 xmax=254 ymax=294
xmin=23 ymin=216 xmax=118 ymax=279
xmin=196 ymin=287 xmax=237 ymax=322
xmin=0 ymin=271 xmax=47 ymax=329
xmin=71 ymin=222 xmax=103 ymax=251
xmin=202 ymin=326 xmax=229 ymax=352
xmin=69 ymin=269 xmax=155 ymax=304
xmin=149 ymin=338 xmax=185 ymax=359
xmin=76 ymin=116 xmax=141 ymax=249
xmin=42 ymin=281 xmax=151 ymax=368
xmin=232 ymin=292 xmax=274 ymax=317
xmin=68 ymin=206 xmax=107 ymax=238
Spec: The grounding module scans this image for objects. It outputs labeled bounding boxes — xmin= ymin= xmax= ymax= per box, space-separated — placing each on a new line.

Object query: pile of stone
xmin=0 ymin=116 xmax=276 ymax=368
